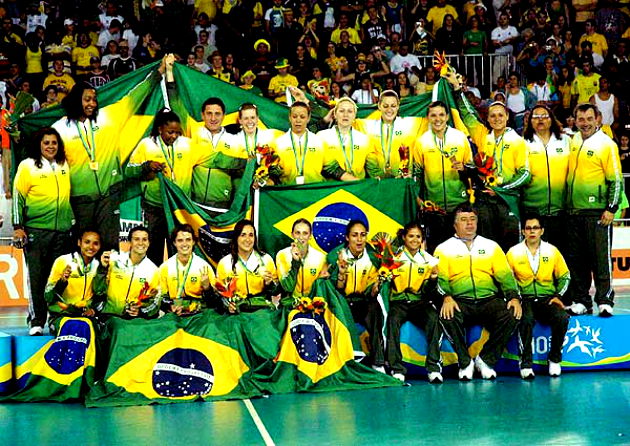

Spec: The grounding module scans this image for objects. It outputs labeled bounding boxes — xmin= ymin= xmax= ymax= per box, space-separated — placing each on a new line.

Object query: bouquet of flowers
xmin=398 ymin=145 xmax=410 ymax=177
xmin=215 ymin=275 xmax=246 ymax=313
xmin=294 ymin=296 xmax=327 ymax=315
xmin=473 ymin=152 xmax=499 ymax=187
xmin=253 ymin=144 xmax=281 ymax=186
xmin=370 ymin=233 xmax=403 ymax=282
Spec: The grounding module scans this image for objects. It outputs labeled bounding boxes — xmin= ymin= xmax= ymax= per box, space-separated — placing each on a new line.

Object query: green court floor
xmin=1 ymin=371 xmax=629 ymax=446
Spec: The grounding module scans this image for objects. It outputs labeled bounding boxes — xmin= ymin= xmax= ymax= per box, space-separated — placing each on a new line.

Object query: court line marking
xmin=243 ymin=398 xmax=275 ymax=446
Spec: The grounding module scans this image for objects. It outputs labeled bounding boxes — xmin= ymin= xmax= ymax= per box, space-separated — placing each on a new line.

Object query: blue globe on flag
xmin=312 ymin=203 xmax=369 ymax=252
xmin=152 ymin=348 xmax=214 ymax=398
xmin=290 ymin=312 xmax=333 ymax=365
xmin=44 ymin=319 xmax=91 ymax=374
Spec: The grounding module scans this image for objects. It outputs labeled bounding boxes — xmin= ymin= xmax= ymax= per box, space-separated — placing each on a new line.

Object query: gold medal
xmin=89 ymin=161 xmax=99 ymax=171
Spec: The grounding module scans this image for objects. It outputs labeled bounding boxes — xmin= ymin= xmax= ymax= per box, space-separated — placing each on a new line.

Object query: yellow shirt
xmin=327 ymin=246 xmax=379 ymax=297
xmin=578 ymin=32 xmax=608 ymax=56
xmin=506 ymin=241 xmax=570 ymax=299
xmin=276 ymin=246 xmax=326 ymax=298
xmin=268 ymin=74 xmax=299 ymax=103
xmin=356 ymin=117 xmax=422 ymax=178
xmin=216 ymin=252 xmax=277 ymax=297
xmin=330 ymin=27 xmax=362 ymax=45
xmin=319 ymin=127 xmax=374 ymax=179
xmin=434 ymin=235 xmax=519 ymax=301
xmin=42 ymin=73 xmax=75 ymax=100
xmin=480 ymin=128 xmax=530 ymax=190
xmin=426 ymin=5 xmax=458 ymax=32
xmin=45 ymin=253 xmax=99 ymax=313
xmin=100 ymin=252 xmax=159 ymax=316
xmin=571 ymin=73 xmax=602 ymax=104
xmin=25 ymin=47 xmax=43 ymax=74
xmin=273 ymin=130 xmax=325 ymax=184
xmin=158 ymin=254 xmax=215 ymax=300
xmin=391 ymin=249 xmax=439 ymax=300
xmin=413 ymin=127 xmax=473 ymax=211
xmin=127 ymin=136 xmax=208 ymax=206
xmin=72 ymin=45 xmax=100 ymax=74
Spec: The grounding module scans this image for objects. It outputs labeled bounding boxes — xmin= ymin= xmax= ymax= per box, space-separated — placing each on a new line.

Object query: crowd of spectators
xmin=0 ymin=0 xmax=629 ymax=139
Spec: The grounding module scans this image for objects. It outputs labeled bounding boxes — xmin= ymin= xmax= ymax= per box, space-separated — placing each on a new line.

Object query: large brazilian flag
xmin=85 ymin=310 xmax=282 ymax=407
xmin=256 ymin=178 xmax=418 ymax=256
xmin=255 ymin=280 xmax=401 ymax=393
xmin=3 ymin=318 xmax=97 ymax=402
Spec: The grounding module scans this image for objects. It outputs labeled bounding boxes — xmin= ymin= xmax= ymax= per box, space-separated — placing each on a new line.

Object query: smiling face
xmin=159 ymin=120 xmax=182 ymax=146
xmin=174 ymin=230 xmax=195 ymax=257
xmin=346 ymin=222 xmax=367 ymax=255
xmin=40 ymin=133 xmax=59 ymax=162
xmin=82 ymin=89 xmax=98 ymax=118
xmin=202 ymin=104 xmax=224 ymax=133
xmin=238 ymin=108 xmax=259 ymax=135
xmin=237 ymin=224 xmax=256 ymax=255
xmin=292 ymin=222 xmax=312 ymax=247
xmin=576 ymin=108 xmax=600 ymax=139
xmin=130 ymin=230 xmax=150 ymax=258
xmin=78 ymin=232 xmax=101 ymax=261
xmin=403 ymin=227 xmax=423 ymax=254
xmin=428 ymin=105 xmax=448 ymax=134
xmin=488 ymin=104 xmax=508 ymax=132
xmin=378 ymin=95 xmax=400 ymax=124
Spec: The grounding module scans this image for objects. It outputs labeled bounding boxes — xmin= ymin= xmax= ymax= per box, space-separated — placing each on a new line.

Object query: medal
xmin=89 ymin=161 xmax=99 ymax=171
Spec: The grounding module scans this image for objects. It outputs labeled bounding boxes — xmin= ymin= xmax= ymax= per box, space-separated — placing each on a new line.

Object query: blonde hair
xmin=333 ymin=97 xmax=358 ymax=120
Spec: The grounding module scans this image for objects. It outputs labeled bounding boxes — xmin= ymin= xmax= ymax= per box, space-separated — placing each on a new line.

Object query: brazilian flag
xmin=257 ymin=178 xmax=417 ymax=256
xmin=86 ymin=310 xmax=282 ymax=407
xmin=3 ymin=318 xmax=96 ymax=402
xmin=255 ymin=280 xmax=401 ymax=393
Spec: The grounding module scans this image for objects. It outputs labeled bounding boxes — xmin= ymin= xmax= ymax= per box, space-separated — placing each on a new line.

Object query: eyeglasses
xmin=532 ymin=114 xmax=550 ymax=119
xmin=524 ymin=226 xmax=542 ymax=231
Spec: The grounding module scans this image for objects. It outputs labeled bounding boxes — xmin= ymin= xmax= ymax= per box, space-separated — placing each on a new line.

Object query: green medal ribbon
xmin=336 ymin=126 xmax=354 ymax=175
xmin=290 ymin=131 xmax=309 ymax=176
xmin=175 ymin=256 xmax=193 ymax=299
xmin=244 ymin=130 xmax=258 ymax=158
xmin=238 ymin=251 xmax=264 ymax=276
xmin=157 ymin=136 xmax=176 ymax=180
xmin=380 ymin=120 xmax=393 ymax=169
xmin=76 ymin=121 xmax=97 ymax=162
xmin=433 ymin=128 xmax=451 ymax=158
xmin=493 ymin=130 xmax=506 ymax=176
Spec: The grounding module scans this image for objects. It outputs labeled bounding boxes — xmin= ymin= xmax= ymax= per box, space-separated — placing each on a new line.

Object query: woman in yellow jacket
xmin=13 ymin=128 xmax=74 ymax=335
xmin=216 ymin=220 xmax=279 ymax=313
xmin=318 ymin=97 xmax=374 ymax=180
xmin=44 ymin=228 xmax=101 ymax=335
xmin=387 ymin=222 xmax=442 ymax=383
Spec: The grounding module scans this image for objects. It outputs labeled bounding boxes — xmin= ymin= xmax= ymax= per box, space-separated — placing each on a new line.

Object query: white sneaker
xmin=548 ymin=361 xmax=562 ymax=377
xmin=372 ymin=365 xmax=386 ymax=374
xmin=474 ymin=356 xmax=497 ymax=380
xmin=458 ymin=359 xmax=474 ymax=381
xmin=29 ymin=326 xmax=43 ymax=336
xmin=567 ymin=303 xmax=588 ymax=315
xmin=598 ymin=304 xmax=614 ymax=317
xmin=392 ymin=373 xmax=405 ymax=382
xmin=428 ymin=372 xmax=443 ymax=384
xmin=520 ymin=368 xmax=535 ymax=380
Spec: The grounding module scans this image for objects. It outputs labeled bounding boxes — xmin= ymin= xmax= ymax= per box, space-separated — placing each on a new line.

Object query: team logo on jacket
xmin=44 ymin=319 xmax=91 ymax=374
xmin=290 ymin=312 xmax=332 ymax=364
xmin=152 ymin=348 xmax=214 ymax=397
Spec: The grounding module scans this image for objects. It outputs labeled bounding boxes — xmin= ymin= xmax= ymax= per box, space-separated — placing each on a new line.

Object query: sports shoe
xmin=392 ymin=373 xmax=405 ymax=382
xmin=566 ymin=303 xmax=589 ymax=316
xmin=520 ymin=368 xmax=535 ymax=380
xmin=458 ymin=359 xmax=474 ymax=381
xmin=372 ymin=365 xmax=386 ymax=374
xmin=474 ymin=356 xmax=497 ymax=380
xmin=548 ymin=361 xmax=562 ymax=377
xmin=598 ymin=304 xmax=614 ymax=317
xmin=428 ymin=372 xmax=443 ymax=384
xmin=29 ymin=326 xmax=43 ymax=336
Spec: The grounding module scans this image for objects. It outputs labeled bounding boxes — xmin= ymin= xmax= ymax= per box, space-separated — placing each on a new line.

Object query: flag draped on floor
xmin=256 ymin=178 xmax=418 ymax=256
xmin=85 ymin=310 xmax=282 ymax=407
xmin=3 ymin=317 xmax=96 ymax=402
xmin=254 ymin=280 xmax=401 ymax=393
